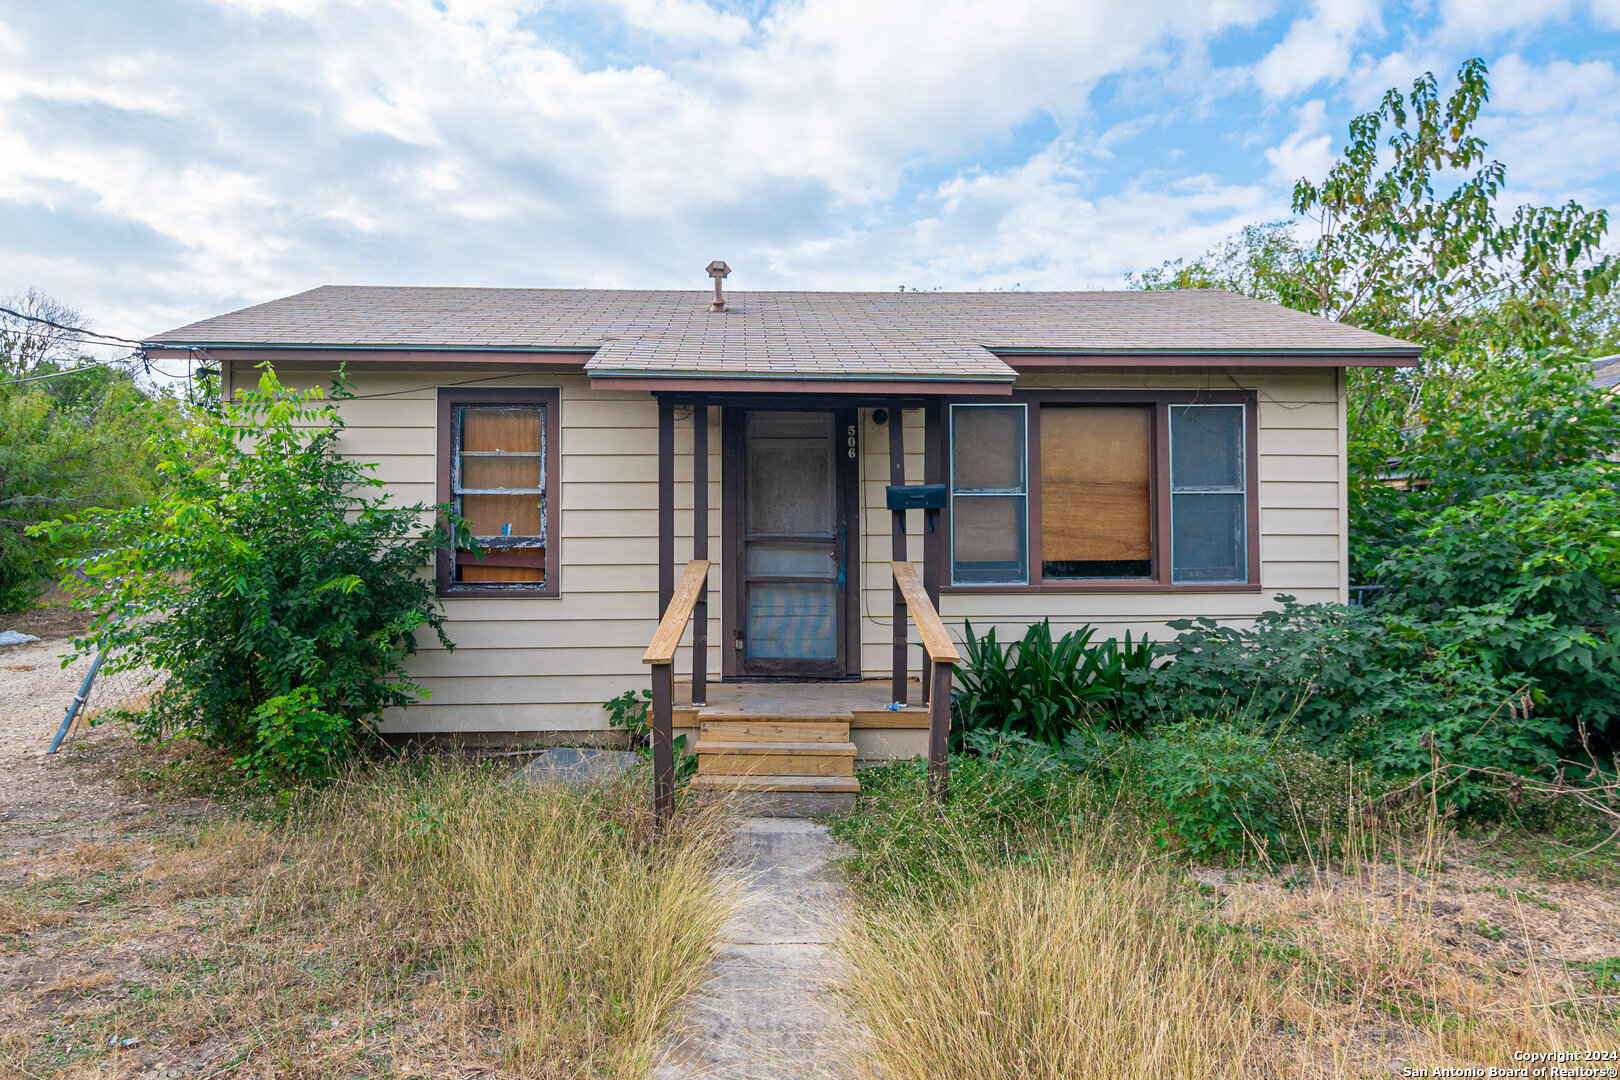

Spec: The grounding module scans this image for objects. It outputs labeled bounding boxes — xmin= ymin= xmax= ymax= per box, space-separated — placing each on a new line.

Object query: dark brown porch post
xmin=928 ymin=658 xmax=952 ymax=805
xmin=691 ymin=406 xmax=708 ymax=706
xmin=653 ymin=400 xmax=675 ymax=823
xmin=889 ymin=403 xmax=907 ymax=705
xmin=921 ymin=401 xmax=943 ymax=706
xmin=658 ymin=400 xmax=675 ymax=615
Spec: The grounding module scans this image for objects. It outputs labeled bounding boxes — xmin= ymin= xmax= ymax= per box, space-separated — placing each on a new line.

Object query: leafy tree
xmin=36 ymin=365 xmax=463 ymax=781
xmin=1124 ymin=222 xmax=1315 ymax=310
xmin=0 ymin=291 xmax=174 ymax=611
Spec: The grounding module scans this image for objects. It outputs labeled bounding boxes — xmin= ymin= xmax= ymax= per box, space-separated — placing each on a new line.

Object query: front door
xmin=728 ymin=409 xmax=856 ymax=678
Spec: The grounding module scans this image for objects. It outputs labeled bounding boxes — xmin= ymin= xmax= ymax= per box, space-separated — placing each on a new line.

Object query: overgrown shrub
xmin=1138 ymin=721 xmax=1284 ymax=861
xmin=1373 ymin=477 xmax=1620 ymax=739
xmin=37 ymin=365 xmax=462 ymax=780
xmin=1129 ymin=599 xmax=1565 ymax=809
xmin=953 ymin=619 xmax=1155 ymax=747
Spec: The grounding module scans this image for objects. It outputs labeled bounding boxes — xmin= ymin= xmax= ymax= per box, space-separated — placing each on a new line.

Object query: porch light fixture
xmin=707 ymin=260 xmax=730 ymax=312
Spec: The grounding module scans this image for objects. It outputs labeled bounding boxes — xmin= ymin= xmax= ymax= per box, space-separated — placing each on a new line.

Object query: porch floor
xmin=674 ymin=678 xmax=928 ymax=725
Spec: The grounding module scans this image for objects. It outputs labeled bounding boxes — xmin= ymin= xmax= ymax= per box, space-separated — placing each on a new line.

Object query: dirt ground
xmin=0 ymin=629 xmax=148 ymax=829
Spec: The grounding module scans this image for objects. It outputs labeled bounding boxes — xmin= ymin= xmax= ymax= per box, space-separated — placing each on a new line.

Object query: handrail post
xmin=650 ymin=662 xmax=674 ymax=824
xmin=643 ymin=558 xmax=711 ymax=828
xmin=927 ymin=659 xmax=952 ymax=805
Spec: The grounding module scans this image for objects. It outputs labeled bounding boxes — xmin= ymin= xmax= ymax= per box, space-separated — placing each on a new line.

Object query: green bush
xmin=240 ymin=685 xmax=353 ymax=782
xmin=1138 ymin=721 xmax=1284 ymax=861
xmin=1129 ymin=599 xmax=1565 ymax=810
xmin=36 ymin=365 xmax=462 ymax=778
xmin=953 ymin=619 xmax=1155 ymax=747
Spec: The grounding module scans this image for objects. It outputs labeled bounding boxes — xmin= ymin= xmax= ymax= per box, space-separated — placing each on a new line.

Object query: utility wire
xmin=0 ymin=304 xmax=148 ymax=347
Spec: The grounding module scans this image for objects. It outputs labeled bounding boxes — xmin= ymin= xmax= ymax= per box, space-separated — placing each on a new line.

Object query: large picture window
xmin=436 ymin=388 xmax=560 ymax=597
xmin=947 ymin=393 xmax=1256 ymax=590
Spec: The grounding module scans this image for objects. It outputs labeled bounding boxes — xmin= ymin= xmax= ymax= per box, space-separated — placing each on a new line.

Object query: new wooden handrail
xmin=643 ymin=559 xmax=711 ymax=665
xmin=890 ymin=561 xmax=960 ymax=665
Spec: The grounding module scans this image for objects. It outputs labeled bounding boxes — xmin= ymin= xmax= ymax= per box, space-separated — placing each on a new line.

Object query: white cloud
xmin=1264 ymin=99 xmax=1336 ymax=184
xmin=1252 ymin=0 xmax=1382 ymax=99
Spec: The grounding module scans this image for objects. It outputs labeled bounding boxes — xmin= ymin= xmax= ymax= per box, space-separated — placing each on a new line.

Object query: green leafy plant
xmin=602 ymin=688 xmax=695 ymax=780
xmin=1131 ymin=599 xmax=1566 ymax=811
xmin=1138 ymin=720 xmax=1285 ymax=862
xmin=34 ymin=364 xmax=463 ymax=779
xmin=953 ymin=620 xmax=1156 ymax=747
xmin=604 ymin=688 xmax=653 ymax=743
xmin=237 ymin=685 xmax=353 ymax=782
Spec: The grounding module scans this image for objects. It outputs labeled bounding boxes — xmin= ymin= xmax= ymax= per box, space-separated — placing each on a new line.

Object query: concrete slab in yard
xmin=508 ymin=747 xmax=643 ymax=790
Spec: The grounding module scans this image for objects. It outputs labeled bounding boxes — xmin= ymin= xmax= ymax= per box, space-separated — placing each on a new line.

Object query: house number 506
xmin=847 ymin=425 xmax=857 ymax=459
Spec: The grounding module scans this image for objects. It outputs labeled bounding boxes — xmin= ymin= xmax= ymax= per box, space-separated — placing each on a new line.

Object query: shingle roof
xmin=147 ymin=285 xmax=1419 ymax=383
xmin=1594 ymin=355 xmax=1620 ymax=390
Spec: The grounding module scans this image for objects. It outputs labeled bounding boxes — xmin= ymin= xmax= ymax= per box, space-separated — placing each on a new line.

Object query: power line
xmin=0 ymin=304 xmax=147 ymax=347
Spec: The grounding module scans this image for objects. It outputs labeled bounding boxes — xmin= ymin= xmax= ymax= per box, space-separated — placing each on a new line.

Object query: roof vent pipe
xmin=706 ymin=260 xmax=730 ymax=312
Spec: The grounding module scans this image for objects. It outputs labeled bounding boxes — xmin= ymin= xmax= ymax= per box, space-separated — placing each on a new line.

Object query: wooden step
xmin=699 ymin=720 xmax=850 ymax=742
xmin=690 ymin=774 xmax=860 ymax=794
xmin=698 ymin=753 xmax=855 ymax=778
xmin=692 ymin=740 xmax=856 ymax=756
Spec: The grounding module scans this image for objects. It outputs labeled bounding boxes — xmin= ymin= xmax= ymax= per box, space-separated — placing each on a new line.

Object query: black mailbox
xmin=886 ymin=484 xmax=947 ymax=511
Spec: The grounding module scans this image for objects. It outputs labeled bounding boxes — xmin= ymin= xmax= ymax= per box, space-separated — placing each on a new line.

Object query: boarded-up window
xmin=950 ymin=404 xmax=1028 ymax=585
xmin=1169 ymin=404 xmax=1246 ymax=584
xmin=452 ymin=404 xmax=547 ymax=586
xmin=1040 ymin=407 xmax=1152 ymax=579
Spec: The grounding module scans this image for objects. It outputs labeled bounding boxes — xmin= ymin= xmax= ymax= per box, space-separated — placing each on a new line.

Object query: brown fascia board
xmin=998 ymin=350 xmax=1420 ymax=368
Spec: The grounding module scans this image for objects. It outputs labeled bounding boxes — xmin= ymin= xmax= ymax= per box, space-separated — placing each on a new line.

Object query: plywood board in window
xmin=1040 ymin=407 xmax=1151 ymax=563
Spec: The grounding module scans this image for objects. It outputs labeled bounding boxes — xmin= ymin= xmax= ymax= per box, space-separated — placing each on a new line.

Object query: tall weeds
xmin=839 ymin=845 xmax=1279 ymax=1080
xmin=250 ymin=762 xmax=739 ymax=1078
xmin=833 ymin=765 xmax=1619 ymax=1079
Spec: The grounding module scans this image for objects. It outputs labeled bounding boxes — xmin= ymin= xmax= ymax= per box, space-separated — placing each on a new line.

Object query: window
xmin=436 ymin=388 xmax=560 ymax=596
xmin=949 ymin=404 xmax=1028 ymax=584
xmin=1170 ymin=405 xmax=1247 ymax=584
xmin=947 ymin=393 xmax=1255 ymax=589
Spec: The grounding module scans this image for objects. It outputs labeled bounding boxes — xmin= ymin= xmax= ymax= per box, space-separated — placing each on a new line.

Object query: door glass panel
xmin=749 ymin=410 xmax=832 ymax=439
xmin=747 ymin=543 xmax=838 ymax=578
xmin=746 ymin=582 xmax=837 ymax=659
xmin=746 ymin=442 xmax=834 ymax=535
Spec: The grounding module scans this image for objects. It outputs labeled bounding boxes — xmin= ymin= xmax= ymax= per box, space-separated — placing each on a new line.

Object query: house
xmin=1594 ymin=354 xmax=1620 ymax=392
xmin=145 ymin=272 xmax=1419 ymax=809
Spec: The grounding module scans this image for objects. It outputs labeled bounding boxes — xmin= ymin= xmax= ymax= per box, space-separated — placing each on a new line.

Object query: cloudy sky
xmin=2 ymin=0 xmax=1619 ymax=343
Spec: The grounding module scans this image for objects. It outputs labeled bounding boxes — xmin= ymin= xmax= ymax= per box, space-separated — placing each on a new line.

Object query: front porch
xmin=637 ymin=390 xmax=968 ymax=820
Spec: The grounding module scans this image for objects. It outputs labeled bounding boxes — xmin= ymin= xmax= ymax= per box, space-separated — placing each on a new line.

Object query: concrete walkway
xmin=655 ymin=817 xmax=857 ymax=1080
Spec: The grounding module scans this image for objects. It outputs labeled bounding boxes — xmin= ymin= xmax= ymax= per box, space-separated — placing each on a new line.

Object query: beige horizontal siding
xmin=228 ymin=361 xmax=1346 ymax=735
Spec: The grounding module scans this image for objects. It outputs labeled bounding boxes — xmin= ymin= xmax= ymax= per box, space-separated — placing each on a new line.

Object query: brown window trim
xmin=436 ymin=387 xmax=562 ymax=599
xmin=940 ymin=389 xmax=1261 ymax=595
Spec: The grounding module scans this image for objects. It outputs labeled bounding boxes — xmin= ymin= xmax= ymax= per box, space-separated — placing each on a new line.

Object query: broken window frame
xmin=435 ymin=387 xmax=561 ymax=598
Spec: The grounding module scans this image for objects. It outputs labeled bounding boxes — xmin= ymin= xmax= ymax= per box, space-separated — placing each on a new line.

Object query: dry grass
xmin=834 ymin=788 xmax=1620 ymax=1080
xmin=1 ymin=757 xmax=739 ymax=1079
xmin=839 ymin=844 xmax=1282 ymax=1079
